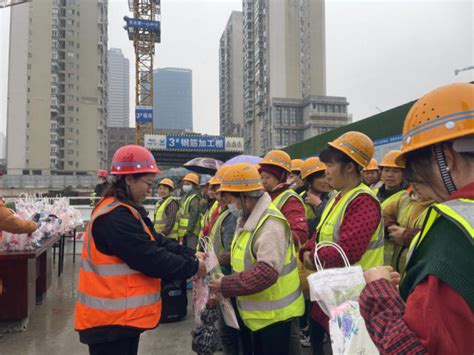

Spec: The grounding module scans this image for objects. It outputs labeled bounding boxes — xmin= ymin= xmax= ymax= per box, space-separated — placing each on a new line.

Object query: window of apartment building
xmin=283 ymin=130 xmax=289 ymax=146
xmin=67 ymin=20 xmax=74 ymax=26
xmin=281 ymin=109 xmax=289 ymax=125
xmin=68 ymin=161 xmax=74 ymax=166
xmin=67 ymin=149 xmax=74 ymax=155
xmin=67 ymin=106 xmax=74 ymax=111
xmin=68 ymin=84 xmax=75 ymax=90
xmin=68 ymin=9 xmax=75 ymax=15
xmin=68 ymin=128 xmax=74 ymax=133
xmin=67 ymin=30 xmax=74 ymax=37
xmin=274 ymin=130 xmax=281 ymax=146
xmin=289 ymin=109 xmax=296 ymax=125
xmin=67 ymin=139 xmax=74 ymax=145
xmin=52 ymin=30 xmax=58 ymax=37
xmin=76 ymin=107 xmax=79 ymax=112
xmin=67 ymin=52 xmax=74 ymax=58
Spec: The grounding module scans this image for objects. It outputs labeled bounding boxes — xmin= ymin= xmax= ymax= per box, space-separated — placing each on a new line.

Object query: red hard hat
xmin=97 ymin=169 xmax=108 ymax=178
xmin=110 ymin=145 xmax=160 ymax=175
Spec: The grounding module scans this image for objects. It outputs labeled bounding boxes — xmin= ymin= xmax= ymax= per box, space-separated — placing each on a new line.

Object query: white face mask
xmin=182 ymin=185 xmax=192 ymax=193
xmin=227 ymin=203 xmax=242 ymax=218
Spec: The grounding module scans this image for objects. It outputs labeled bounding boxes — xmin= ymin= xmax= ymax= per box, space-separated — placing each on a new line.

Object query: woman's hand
xmin=209 ymin=275 xmax=223 ymax=294
xmin=364 ymin=266 xmax=401 ymax=288
xmin=387 ymin=225 xmax=406 ymax=245
xmin=305 ymin=191 xmax=322 ymax=208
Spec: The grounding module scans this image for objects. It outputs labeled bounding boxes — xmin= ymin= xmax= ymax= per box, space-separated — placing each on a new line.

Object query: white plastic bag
xmin=194 ymin=237 xmax=240 ymax=329
xmin=307 ymin=241 xmax=378 ymax=355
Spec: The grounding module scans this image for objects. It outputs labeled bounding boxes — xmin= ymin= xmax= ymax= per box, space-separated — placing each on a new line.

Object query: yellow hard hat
xmin=362 ymin=158 xmax=379 ymax=172
xmin=301 ymin=157 xmax=326 ymax=180
xmin=328 ymin=131 xmax=374 ymax=168
xmin=290 ymin=159 xmax=304 ymax=173
xmin=397 ymin=83 xmax=474 ymax=165
xmin=159 ymin=178 xmax=174 ymax=190
xmin=218 ymin=163 xmax=264 ymax=193
xmin=379 ymin=150 xmax=405 ymax=169
xmin=260 ymin=150 xmax=292 ymax=172
xmin=209 ymin=165 xmax=230 ymax=186
xmin=183 ymin=173 xmax=200 ymax=186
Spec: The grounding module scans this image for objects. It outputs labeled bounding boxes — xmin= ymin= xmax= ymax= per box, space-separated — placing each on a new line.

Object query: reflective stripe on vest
xmin=406 ymin=198 xmax=474 ymax=265
xmin=317 ymin=184 xmax=384 ymax=270
xmin=154 ymin=197 xmax=178 ymax=239
xmin=209 ymin=208 xmax=231 ymax=256
xmin=75 ymin=197 xmax=161 ymax=331
xmin=178 ymin=193 xmax=200 ymax=237
xmin=231 ymin=203 xmax=304 ymax=331
xmin=273 ymin=189 xmax=305 ymax=210
xmin=77 ymin=290 xmax=161 ymax=311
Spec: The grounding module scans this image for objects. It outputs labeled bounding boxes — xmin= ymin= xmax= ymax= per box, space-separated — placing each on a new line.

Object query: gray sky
xmin=1 ymin=0 xmax=473 ymax=137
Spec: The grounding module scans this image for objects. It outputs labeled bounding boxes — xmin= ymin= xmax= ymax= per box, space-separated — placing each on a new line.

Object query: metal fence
xmin=1 ymin=175 xmax=98 ymax=189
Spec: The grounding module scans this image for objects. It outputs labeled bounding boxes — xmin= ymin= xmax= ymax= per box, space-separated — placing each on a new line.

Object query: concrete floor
xmin=0 ymin=252 xmax=314 ymax=355
xmin=0 ymin=255 xmax=196 ymax=355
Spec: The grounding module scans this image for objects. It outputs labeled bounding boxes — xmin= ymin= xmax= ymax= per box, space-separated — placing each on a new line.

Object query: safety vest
xmin=317 ymin=183 xmax=384 ymax=270
xmin=209 ymin=208 xmax=232 ymax=256
xmin=379 ymin=188 xmax=406 ymax=209
xmin=299 ymin=191 xmax=316 ymax=221
xmin=178 ymin=192 xmax=201 ymax=237
xmin=273 ymin=188 xmax=305 ymax=211
xmin=405 ymin=198 xmax=474 ymax=268
xmin=231 ymin=204 xmax=304 ymax=332
xmin=200 ymin=200 xmax=219 ymax=236
xmin=75 ymin=197 xmax=161 ymax=331
xmin=154 ymin=196 xmax=179 ymax=239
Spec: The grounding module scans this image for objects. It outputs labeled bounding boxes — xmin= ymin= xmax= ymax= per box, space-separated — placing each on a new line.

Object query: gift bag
xmin=307 ymin=241 xmax=378 ymax=355
xmin=193 ymin=237 xmax=239 ymax=330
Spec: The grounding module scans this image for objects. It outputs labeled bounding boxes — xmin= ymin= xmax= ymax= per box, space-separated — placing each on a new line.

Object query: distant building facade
xmin=153 ymin=68 xmax=193 ymax=131
xmin=107 ymin=48 xmax=129 ymax=128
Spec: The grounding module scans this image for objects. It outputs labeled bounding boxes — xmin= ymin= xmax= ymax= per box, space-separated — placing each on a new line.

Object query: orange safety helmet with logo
xmin=260 ymin=150 xmax=292 ymax=173
xmin=183 ymin=173 xmax=200 ymax=186
xmin=379 ymin=150 xmax=406 ymax=169
xmin=362 ymin=158 xmax=379 ymax=172
xmin=159 ymin=178 xmax=175 ymax=190
xmin=328 ymin=131 xmax=374 ymax=168
xmin=75 ymin=145 xmax=162 ymax=331
xmin=396 ymin=83 xmax=474 ymax=194
xmin=218 ymin=163 xmax=264 ymax=193
xmin=301 ymin=157 xmax=326 ymax=180
xmin=209 ymin=165 xmax=230 ymax=186
xmin=290 ymin=159 xmax=304 ymax=174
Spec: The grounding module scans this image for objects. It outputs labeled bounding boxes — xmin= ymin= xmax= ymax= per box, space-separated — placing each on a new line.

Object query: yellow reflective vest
xmin=231 ymin=203 xmax=304 ymax=332
xmin=299 ymin=191 xmax=316 ymax=221
xmin=154 ymin=196 xmax=179 ymax=239
xmin=317 ymin=183 xmax=384 ymax=270
xmin=209 ymin=208 xmax=231 ymax=256
xmin=178 ymin=193 xmax=201 ymax=238
xmin=406 ymin=198 xmax=474 ymax=267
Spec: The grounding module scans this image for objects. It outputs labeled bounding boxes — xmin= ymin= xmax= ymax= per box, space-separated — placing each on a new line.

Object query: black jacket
xmin=78 ymin=206 xmax=199 ymax=345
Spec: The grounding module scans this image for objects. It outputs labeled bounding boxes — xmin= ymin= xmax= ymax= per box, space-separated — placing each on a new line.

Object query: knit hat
xmin=258 ymin=164 xmax=288 ymax=183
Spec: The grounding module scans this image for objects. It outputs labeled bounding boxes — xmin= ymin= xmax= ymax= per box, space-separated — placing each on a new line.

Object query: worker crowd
xmin=75 ymin=83 xmax=474 ymax=355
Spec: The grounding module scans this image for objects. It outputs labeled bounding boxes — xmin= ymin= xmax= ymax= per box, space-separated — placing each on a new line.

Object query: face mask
xmin=227 ymin=203 xmax=242 ymax=218
xmin=182 ymin=185 xmax=192 ymax=193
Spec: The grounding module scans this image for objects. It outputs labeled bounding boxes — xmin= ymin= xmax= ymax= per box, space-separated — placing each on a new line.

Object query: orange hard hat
xmin=97 ymin=169 xmax=108 ymax=178
xmin=110 ymin=145 xmax=160 ymax=175
xmin=379 ymin=150 xmax=405 ymax=169
xmin=260 ymin=150 xmax=292 ymax=172
xmin=183 ymin=173 xmax=200 ymax=186
xmin=209 ymin=165 xmax=230 ymax=186
xmin=159 ymin=178 xmax=174 ymax=190
xmin=290 ymin=159 xmax=304 ymax=173
xmin=328 ymin=131 xmax=374 ymax=168
xmin=397 ymin=83 xmax=474 ymax=165
xmin=301 ymin=157 xmax=326 ymax=180
xmin=218 ymin=163 xmax=264 ymax=193
xmin=362 ymin=158 xmax=379 ymax=172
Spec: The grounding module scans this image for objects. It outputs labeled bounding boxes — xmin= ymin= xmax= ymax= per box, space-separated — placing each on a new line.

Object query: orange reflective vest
xmin=75 ymin=197 xmax=162 ymax=331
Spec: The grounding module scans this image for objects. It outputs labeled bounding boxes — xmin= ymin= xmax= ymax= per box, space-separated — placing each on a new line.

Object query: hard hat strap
xmin=434 ymin=144 xmax=457 ymax=195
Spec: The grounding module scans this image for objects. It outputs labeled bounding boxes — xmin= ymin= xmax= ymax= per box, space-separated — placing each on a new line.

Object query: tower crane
xmin=124 ymin=0 xmax=161 ymax=144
